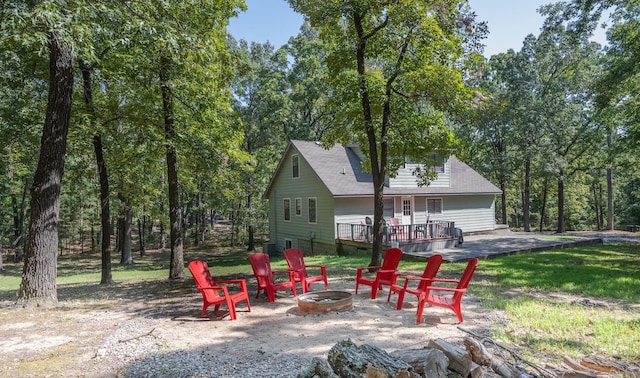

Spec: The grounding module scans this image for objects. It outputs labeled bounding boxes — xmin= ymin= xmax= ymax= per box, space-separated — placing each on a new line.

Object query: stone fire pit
xmin=297 ymin=290 xmax=353 ymax=314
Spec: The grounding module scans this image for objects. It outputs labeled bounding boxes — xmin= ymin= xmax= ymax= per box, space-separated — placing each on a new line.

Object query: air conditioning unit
xmin=262 ymin=242 xmax=277 ymax=257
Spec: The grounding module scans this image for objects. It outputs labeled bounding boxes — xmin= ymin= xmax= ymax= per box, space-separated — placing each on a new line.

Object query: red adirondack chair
xmin=355 ymin=247 xmax=403 ymax=299
xmin=248 ymin=253 xmax=297 ymax=302
xmin=283 ymin=248 xmax=329 ymax=293
xmin=416 ymin=258 xmax=479 ymax=324
xmin=387 ymin=254 xmax=443 ymax=310
xmin=187 ymin=260 xmax=251 ymax=320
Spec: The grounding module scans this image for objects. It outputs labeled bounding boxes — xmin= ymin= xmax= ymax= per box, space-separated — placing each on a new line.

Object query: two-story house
xmin=263 ymin=140 xmax=502 ymax=255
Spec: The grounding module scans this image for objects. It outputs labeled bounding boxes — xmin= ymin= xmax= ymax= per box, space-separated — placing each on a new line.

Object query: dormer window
xmin=292 ymin=155 xmax=299 ymax=178
xmin=429 ymin=153 xmax=445 ymax=173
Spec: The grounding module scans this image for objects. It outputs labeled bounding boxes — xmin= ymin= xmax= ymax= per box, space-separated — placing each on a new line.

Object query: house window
xmin=308 ymin=197 xmax=317 ymax=224
xmin=295 ymin=198 xmax=302 ymax=216
xmin=403 ymin=199 xmax=411 ymax=216
xmin=427 ymin=198 xmax=443 ymax=214
xmin=292 ymin=155 xmax=299 ymax=178
xmin=284 ymin=198 xmax=291 ymax=221
xmin=285 ymin=239 xmax=292 ymax=249
xmin=429 ymin=153 xmax=445 ymax=173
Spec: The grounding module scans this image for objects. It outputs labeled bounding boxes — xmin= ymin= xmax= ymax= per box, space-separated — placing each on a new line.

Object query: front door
xmin=401 ymin=197 xmax=413 ymax=225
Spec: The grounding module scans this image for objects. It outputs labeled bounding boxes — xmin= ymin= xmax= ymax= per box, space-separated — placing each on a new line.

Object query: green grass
xmin=1 ymin=243 xmax=639 ymax=363
xmin=474 ymin=243 xmax=640 ymax=362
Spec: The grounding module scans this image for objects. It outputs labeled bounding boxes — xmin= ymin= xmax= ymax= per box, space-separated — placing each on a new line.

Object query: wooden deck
xmin=336 ymin=221 xmax=458 ymax=253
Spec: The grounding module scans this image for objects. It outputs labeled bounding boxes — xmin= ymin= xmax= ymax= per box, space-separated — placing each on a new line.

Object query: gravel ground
xmin=1 ymin=230 xmax=638 ymax=377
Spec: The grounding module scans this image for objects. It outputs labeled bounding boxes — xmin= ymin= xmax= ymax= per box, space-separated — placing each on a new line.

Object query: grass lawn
xmin=1 ymin=242 xmax=638 ymax=365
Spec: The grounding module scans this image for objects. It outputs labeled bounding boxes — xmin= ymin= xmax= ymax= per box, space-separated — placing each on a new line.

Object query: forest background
xmin=0 ymin=1 xmax=638 ymax=304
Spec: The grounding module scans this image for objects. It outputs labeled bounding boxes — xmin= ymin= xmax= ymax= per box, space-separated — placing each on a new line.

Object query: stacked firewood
xmin=298 ymin=337 xmax=639 ymax=378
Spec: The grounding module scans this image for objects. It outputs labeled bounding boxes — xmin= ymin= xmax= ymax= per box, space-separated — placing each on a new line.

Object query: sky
xmin=227 ymin=0 xmax=608 ymax=57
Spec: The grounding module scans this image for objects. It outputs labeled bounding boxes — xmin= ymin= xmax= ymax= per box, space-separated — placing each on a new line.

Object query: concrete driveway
xmin=406 ymin=230 xmax=639 ymax=262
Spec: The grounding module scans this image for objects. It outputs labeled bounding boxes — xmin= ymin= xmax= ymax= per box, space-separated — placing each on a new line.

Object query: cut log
xmin=545 ymin=365 xmax=598 ymax=378
xmin=581 ymin=355 xmax=639 ymax=377
xmin=564 ymin=356 xmax=600 ymax=375
xmin=297 ymin=357 xmax=340 ymax=378
xmin=464 ymin=337 xmax=522 ymax=378
xmin=327 ymin=339 xmax=418 ymax=378
xmin=428 ymin=338 xmax=484 ymax=377
xmin=390 ymin=348 xmax=448 ymax=377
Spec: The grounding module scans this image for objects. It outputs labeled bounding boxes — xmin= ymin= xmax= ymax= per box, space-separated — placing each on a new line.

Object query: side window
xmin=284 ymin=198 xmax=291 ymax=221
xmin=292 ymin=155 xmax=299 ymax=178
xmin=285 ymin=239 xmax=292 ymax=249
xmin=295 ymin=198 xmax=302 ymax=216
xmin=427 ymin=198 xmax=443 ymax=214
xmin=308 ymin=197 xmax=317 ymax=224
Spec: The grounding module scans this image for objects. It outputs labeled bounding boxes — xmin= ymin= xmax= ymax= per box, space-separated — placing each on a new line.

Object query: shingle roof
xmin=289 ymin=140 xmax=501 ymax=197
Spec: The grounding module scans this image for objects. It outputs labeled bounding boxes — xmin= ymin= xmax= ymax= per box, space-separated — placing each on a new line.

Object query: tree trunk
xmin=607 ymin=167 xmax=614 ymax=230
xmin=80 ymin=59 xmax=113 ymax=284
xmin=557 ymin=171 xmax=565 ymax=233
xmin=18 ymin=33 xmax=74 ymax=306
xmin=118 ymin=193 xmax=133 ymax=265
xmin=539 ymin=179 xmax=548 ymax=232
xmin=606 ymin=128 xmax=614 ymax=230
xmin=247 ymin=192 xmax=255 ymax=251
xmin=138 ymin=215 xmax=146 ymax=257
xmin=523 ymin=159 xmax=531 ymax=232
xmin=160 ymin=55 xmax=184 ymax=279
xmin=353 ymin=11 xmax=385 ymax=266
xmin=94 ymin=134 xmax=112 ymax=283
xmin=500 ymin=181 xmax=508 ymax=226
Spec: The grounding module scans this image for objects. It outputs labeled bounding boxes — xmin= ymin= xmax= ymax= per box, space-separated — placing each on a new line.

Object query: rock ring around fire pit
xmin=297 ymin=290 xmax=353 ymax=314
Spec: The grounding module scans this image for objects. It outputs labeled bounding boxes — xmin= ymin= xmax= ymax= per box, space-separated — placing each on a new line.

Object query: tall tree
xmin=232 ymin=40 xmax=290 ymax=251
xmin=18 ymin=31 xmax=75 ymax=305
xmin=119 ymin=0 xmax=245 ymax=278
xmin=288 ymin=0 xmax=478 ymax=265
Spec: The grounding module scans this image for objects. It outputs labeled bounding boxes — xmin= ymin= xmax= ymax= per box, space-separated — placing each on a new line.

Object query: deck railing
xmin=336 ymin=220 xmax=456 ymax=244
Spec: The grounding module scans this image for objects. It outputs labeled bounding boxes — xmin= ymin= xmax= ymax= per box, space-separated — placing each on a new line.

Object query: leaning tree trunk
xmin=17 ymin=33 xmax=74 ymax=306
xmin=160 ymin=55 xmax=184 ymax=279
xmin=80 ymin=59 xmax=113 ymax=284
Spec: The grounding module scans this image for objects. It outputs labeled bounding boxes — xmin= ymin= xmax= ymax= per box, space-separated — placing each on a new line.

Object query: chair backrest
xmin=418 ymin=254 xmax=443 ymax=291
xmin=283 ymin=248 xmax=307 ymax=279
xmin=381 ymin=248 xmax=403 ymax=271
xmin=188 ymin=260 xmax=221 ymax=302
xmin=390 ymin=217 xmax=400 ymax=226
xmin=248 ymin=253 xmax=274 ymax=287
xmin=454 ymin=258 xmax=479 ymax=297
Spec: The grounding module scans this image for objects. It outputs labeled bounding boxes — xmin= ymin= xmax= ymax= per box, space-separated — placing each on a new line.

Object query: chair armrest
xmin=430 ymin=277 xmax=459 ymax=284
xmin=425 ymin=286 xmax=464 ymax=293
xmin=199 ymin=285 xmax=231 ymax=296
xmin=357 ymin=265 xmax=382 ymax=272
xmin=305 ymin=264 xmax=326 ymax=269
xmin=356 ymin=265 xmax=382 ymax=278
xmin=215 ymin=279 xmax=248 ymax=292
xmin=215 ymin=279 xmax=245 ymax=284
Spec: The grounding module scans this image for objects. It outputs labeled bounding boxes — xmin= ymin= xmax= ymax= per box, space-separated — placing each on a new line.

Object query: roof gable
xmin=265 ymin=140 xmax=501 ymax=198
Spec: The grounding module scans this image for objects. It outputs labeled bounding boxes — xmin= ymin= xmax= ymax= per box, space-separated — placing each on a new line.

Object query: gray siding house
xmin=263 ymin=140 xmax=501 ymax=255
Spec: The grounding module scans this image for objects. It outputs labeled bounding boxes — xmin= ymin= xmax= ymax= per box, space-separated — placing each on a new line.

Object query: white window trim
xmin=283 ymin=198 xmax=291 ymax=222
xmin=427 ymin=197 xmax=444 ymax=215
xmin=292 ymin=154 xmax=300 ymax=179
xmin=295 ymin=198 xmax=302 ymax=216
xmin=308 ymin=197 xmax=317 ymax=224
